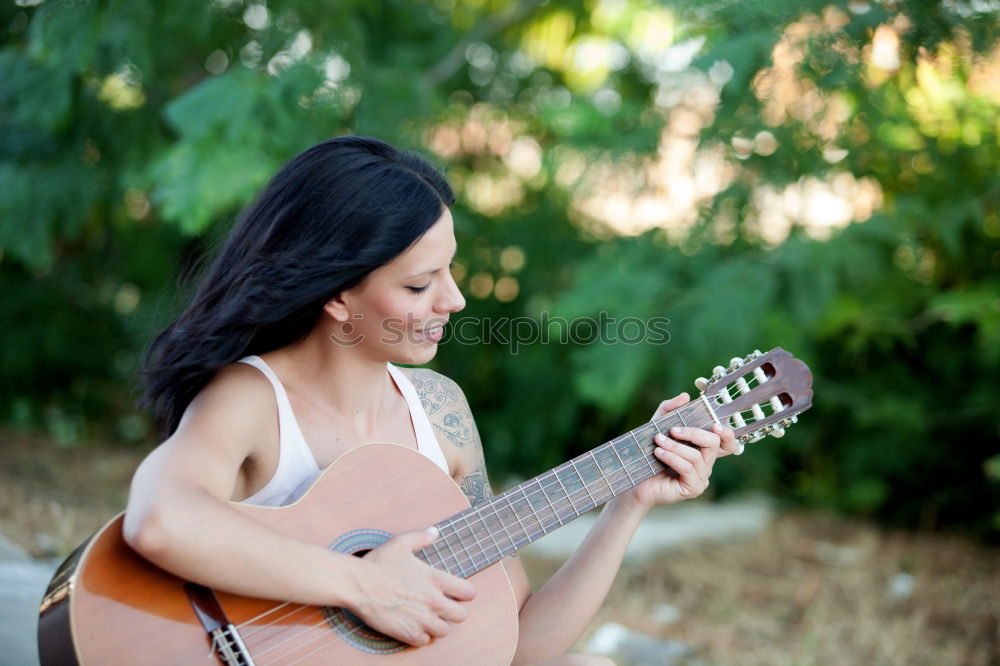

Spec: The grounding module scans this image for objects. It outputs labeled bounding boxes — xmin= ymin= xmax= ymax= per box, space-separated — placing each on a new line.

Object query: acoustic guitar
xmin=37 ymin=348 xmax=812 ymax=665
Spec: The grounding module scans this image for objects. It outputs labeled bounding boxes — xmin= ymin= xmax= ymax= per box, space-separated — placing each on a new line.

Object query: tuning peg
xmin=728 ymin=357 xmax=744 ymax=371
xmin=769 ymin=426 xmax=785 ymax=438
xmin=712 ymin=365 xmax=726 ymax=380
xmin=695 ymin=377 xmax=709 ymax=392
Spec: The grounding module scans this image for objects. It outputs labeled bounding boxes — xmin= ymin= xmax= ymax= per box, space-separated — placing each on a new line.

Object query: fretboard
xmin=415 ymin=398 xmax=717 ymax=578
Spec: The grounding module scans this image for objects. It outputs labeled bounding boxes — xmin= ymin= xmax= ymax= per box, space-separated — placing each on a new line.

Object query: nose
xmin=436 ymin=271 xmax=466 ymax=314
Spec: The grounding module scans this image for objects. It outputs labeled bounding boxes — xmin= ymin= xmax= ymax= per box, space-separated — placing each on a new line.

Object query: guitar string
xmin=234 ymin=400 xmax=708 ymax=639
xmin=235 ymin=399 xmax=730 ymax=647
xmin=245 ymin=412 xmax=725 ymax=663
xmin=257 ymin=415 xmax=727 ymax=665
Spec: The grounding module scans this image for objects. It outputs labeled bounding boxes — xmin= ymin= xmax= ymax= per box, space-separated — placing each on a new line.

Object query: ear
xmin=322 ymin=293 xmax=351 ymax=322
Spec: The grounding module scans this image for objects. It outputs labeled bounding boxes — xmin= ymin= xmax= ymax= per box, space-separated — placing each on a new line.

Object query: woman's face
xmin=331 ymin=207 xmax=466 ymax=365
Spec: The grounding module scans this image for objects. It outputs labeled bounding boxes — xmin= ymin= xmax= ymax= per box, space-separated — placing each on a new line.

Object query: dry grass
xmin=3 ymin=431 xmax=998 ymax=665
xmin=524 ymin=512 xmax=1000 ymax=666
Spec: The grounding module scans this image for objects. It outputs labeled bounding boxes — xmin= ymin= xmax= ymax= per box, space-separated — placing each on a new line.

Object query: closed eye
xmin=406 ymin=284 xmax=430 ymax=293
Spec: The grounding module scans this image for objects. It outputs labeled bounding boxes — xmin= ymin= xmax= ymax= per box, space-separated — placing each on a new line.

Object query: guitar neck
xmin=416 ymin=399 xmax=718 ymax=578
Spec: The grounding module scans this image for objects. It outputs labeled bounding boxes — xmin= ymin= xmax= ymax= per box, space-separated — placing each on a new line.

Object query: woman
xmin=125 ymin=136 xmax=738 ymax=665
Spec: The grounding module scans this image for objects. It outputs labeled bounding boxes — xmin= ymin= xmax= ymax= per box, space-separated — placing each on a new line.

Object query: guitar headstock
xmin=695 ymin=348 xmax=813 ymax=447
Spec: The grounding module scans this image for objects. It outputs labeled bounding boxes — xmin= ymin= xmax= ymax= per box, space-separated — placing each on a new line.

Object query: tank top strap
xmin=386 ymin=363 xmax=451 ymax=476
xmin=237 ymin=355 xmax=320 ymax=506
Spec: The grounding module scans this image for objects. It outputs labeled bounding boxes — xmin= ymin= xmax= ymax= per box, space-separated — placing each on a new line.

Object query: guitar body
xmin=37 ymin=443 xmax=519 ymax=665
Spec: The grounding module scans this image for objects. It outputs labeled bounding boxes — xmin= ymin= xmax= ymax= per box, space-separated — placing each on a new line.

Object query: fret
xmin=610 ymin=439 xmax=636 ymax=486
xmin=632 ymin=428 xmax=659 ymax=476
xmin=484 ymin=500 xmax=519 ymax=558
xmin=569 ymin=457 xmax=598 ymax=508
xmin=428 ymin=538 xmax=446 ymax=570
xmin=538 ymin=472 xmax=569 ymax=527
xmin=595 ymin=445 xmax=635 ymax=495
xmin=439 ymin=530 xmax=468 ymax=577
xmin=460 ymin=514 xmax=492 ymax=570
xmin=505 ymin=486 xmax=543 ymax=546
xmin=552 ymin=465 xmax=582 ymax=519
xmin=558 ymin=462 xmax=589 ymax=513
xmin=587 ymin=450 xmax=617 ymax=499
xmin=531 ymin=477 xmax=560 ymax=530
xmin=471 ymin=508 xmax=506 ymax=562
xmin=519 ymin=484 xmax=548 ymax=537
xmin=495 ymin=492 xmax=532 ymax=549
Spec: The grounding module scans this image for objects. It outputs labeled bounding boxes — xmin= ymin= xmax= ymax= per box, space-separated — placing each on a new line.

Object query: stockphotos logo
xmin=330 ymin=312 xmax=670 ymax=354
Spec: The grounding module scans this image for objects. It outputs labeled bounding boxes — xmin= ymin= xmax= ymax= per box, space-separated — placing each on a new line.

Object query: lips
xmin=420 ymin=323 xmax=446 ymax=343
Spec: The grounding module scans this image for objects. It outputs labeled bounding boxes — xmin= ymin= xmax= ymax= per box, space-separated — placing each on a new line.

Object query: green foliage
xmin=1 ymin=0 xmax=997 ymax=538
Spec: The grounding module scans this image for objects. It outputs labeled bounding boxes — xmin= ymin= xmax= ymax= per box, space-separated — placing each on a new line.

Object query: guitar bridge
xmin=210 ymin=624 xmax=256 ymax=666
xmin=185 ymin=583 xmax=257 ymax=666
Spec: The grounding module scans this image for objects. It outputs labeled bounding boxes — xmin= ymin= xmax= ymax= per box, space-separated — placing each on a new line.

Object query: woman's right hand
xmin=350 ymin=527 xmax=476 ymax=646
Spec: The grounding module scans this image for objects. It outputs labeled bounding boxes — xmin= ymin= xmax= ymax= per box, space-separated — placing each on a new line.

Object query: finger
xmin=655 ymin=433 xmax=707 ymax=475
xmin=654 ymin=441 xmax=709 ymax=496
xmin=393 ymin=526 xmax=440 ymax=552
xmin=668 ymin=426 xmax=723 ymax=455
xmin=653 ymin=439 xmax=699 ymax=478
xmin=437 ymin=572 xmax=476 ymax=601
xmin=436 ymin=598 xmax=469 ymax=624
xmin=394 ymin=619 xmax=431 ymax=647
xmin=712 ymin=423 xmax=740 ymax=455
xmin=424 ymin=615 xmax=451 ymax=639
xmin=652 ymin=392 xmax=690 ymax=419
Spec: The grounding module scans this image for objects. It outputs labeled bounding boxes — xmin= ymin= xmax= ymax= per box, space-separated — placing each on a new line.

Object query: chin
xmin=388 ymin=342 xmax=439 ymax=366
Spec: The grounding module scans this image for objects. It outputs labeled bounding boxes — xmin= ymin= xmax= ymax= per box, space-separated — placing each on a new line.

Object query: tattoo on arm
xmin=459 ymin=469 xmax=492 ymax=508
xmin=412 ymin=369 xmax=476 ymax=448
xmin=410 ymin=369 xmax=460 ymax=417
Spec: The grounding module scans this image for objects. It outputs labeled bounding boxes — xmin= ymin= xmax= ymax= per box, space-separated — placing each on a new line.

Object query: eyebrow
xmin=404 ymin=250 xmax=458 ymax=280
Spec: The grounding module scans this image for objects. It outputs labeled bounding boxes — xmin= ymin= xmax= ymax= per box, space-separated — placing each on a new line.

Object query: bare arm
xmin=123 ymin=364 xmax=473 ymax=646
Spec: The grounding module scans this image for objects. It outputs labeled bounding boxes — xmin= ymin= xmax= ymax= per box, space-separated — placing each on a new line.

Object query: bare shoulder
xmin=158 ymin=362 xmax=279 ymax=470
xmin=401 ymin=366 xmax=465 ymax=417
xmin=399 ymin=366 xmax=493 ymax=507
xmin=402 ymin=366 xmax=478 ymax=450
xmin=178 ymin=362 xmax=276 ymax=436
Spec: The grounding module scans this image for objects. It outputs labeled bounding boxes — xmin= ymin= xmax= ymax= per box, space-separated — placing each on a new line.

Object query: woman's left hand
xmin=619 ymin=392 xmax=739 ymax=512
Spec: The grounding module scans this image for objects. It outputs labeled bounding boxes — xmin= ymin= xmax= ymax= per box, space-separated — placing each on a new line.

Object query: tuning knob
xmin=695 ymin=377 xmax=709 ymax=392
xmin=769 ymin=426 xmax=785 ymax=438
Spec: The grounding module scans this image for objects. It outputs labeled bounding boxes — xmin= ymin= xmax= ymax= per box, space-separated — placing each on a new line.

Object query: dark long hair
xmin=141 ymin=136 xmax=455 ymax=436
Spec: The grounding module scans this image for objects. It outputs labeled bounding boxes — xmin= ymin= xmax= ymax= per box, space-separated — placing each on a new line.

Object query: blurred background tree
xmin=1 ymin=0 xmax=997 ymax=539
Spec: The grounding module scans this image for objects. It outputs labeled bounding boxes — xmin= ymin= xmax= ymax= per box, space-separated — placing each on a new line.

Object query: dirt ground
xmin=3 ymin=431 xmax=998 ymax=666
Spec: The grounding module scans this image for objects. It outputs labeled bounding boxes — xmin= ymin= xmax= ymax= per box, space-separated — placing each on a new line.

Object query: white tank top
xmin=237 ymin=356 xmax=450 ymax=507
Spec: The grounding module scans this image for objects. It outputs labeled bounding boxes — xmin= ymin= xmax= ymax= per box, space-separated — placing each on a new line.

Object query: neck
xmin=414 ymin=397 xmax=719 ymax=578
xmin=261 ymin=329 xmax=399 ymax=434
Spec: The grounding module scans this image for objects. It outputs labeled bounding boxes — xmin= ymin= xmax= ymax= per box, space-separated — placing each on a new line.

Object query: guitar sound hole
xmin=324 ymin=528 xmax=407 ymax=655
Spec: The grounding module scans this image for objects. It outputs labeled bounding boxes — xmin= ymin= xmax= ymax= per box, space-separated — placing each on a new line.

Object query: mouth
xmin=419 ymin=322 xmax=446 ymax=343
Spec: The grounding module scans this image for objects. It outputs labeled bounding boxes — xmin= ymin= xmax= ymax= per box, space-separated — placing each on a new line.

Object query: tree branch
xmin=422 ymin=0 xmax=544 ymax=88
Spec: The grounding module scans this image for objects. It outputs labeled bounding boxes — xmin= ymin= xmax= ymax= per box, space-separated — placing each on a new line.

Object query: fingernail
xmin=671 ymin=426 xmax=682 ymax=435
xmin=427 ymin=526 xmax=439 ymax=538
